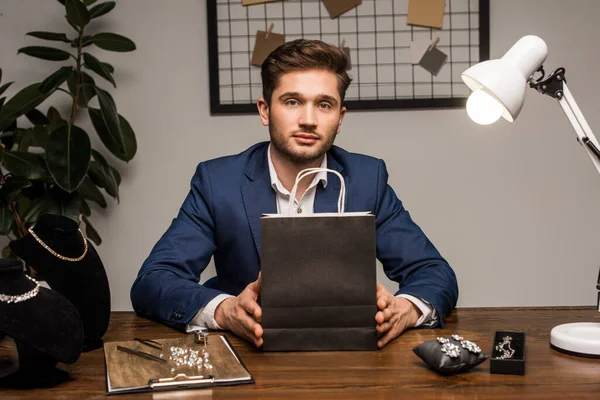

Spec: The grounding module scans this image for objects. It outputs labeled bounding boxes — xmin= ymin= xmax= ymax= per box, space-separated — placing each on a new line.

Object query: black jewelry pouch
xmin=413 ymin=337 xmax=488 ymax=375
xmin=0 ymin=259 xmax=83 ymax=388
xmin=10 ymin=214 xmax=110 ymax=352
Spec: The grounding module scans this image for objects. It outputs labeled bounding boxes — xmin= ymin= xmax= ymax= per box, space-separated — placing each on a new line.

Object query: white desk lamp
xmin=461 ymin=35 xmax=600 ymax=358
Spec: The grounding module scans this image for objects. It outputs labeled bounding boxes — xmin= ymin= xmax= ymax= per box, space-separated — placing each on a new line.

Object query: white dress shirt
xmin=189 ymin=145 xmax=436 ymax=330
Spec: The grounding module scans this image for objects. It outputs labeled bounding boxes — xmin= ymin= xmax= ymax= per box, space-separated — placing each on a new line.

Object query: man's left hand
xmin=375 ymin=284 xmax=422 ymax=348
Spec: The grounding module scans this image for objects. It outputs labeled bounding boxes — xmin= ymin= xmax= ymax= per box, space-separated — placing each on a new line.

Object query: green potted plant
xmin=0 ymin=0 xmax=137 ymax=258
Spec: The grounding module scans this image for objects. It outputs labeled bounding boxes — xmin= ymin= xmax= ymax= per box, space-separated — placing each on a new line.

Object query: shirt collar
xmin=267 ymin=143 xmax=328 ymax=195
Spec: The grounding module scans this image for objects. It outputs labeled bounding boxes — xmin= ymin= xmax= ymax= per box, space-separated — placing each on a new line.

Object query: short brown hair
xmin=261 ymin=39 xmax=352 ymax=107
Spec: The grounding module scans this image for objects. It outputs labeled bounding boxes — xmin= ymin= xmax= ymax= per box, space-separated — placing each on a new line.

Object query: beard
xmin=268 ymin=118 xmax=337 ymax=166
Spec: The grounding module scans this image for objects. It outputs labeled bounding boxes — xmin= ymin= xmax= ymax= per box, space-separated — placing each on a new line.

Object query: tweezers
xmin=134 ymin=338 xmax=163 ymax=350
xmin=117 ymin=345 xmax=166 ymax=363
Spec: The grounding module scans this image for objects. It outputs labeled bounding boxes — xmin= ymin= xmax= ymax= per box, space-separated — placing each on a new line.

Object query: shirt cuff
xmin=189 ymin=294 xmax=234 ymax=330
xmin=397 ymin=294 xmax=438 ymax=327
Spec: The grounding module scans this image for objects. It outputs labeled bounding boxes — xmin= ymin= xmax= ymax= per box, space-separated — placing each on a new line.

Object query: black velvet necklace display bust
xmin=0 ymin=259 xmax=83 ymax=389
xmin=9 ymin=214 xmax=111 ymax=352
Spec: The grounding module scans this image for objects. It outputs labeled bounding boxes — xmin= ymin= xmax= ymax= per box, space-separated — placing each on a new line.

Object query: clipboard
xmin=104 ymin=334 xmax=253 ymax=395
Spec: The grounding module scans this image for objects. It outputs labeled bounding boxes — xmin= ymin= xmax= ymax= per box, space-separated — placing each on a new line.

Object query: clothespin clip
xmin=264 ymin=23 xmax=274 ymax=40
xmin=428 ymin=36 xmax=440 ymax=51
xmin=340 ymin=39 xmax=346 ymax=49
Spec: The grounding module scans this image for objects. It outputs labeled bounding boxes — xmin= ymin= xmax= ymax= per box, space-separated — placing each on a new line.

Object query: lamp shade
xmin=462 ymin=35 xmax=548 ymax=122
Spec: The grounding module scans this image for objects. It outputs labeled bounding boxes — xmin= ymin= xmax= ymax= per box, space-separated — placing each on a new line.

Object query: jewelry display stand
xmin=0 ymin=259 xmax=83 ymax=388
xmin=10 ymin=214 xmax=111 ymax=352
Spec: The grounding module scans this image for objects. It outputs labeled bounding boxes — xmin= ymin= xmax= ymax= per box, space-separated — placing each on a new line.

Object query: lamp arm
xmin=531 ymin=68 xmax=600 ymax=312
xmin=530 ymin=67 xmax=600 ymax=178
xmin=558 ymin=83 xmax=600 ymax=177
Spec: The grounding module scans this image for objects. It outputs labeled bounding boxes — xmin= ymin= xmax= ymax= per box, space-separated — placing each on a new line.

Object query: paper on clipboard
xmin=104 ymin=334 xmax=253 ymax=395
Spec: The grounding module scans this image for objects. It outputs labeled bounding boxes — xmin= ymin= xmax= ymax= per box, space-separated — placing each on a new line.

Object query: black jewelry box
xmin=490 ymin=331 xmax=526 ymax=375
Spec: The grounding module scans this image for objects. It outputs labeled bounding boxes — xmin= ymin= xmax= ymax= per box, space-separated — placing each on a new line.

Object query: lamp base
xmin=550 ymin=322 xmax=600 ymax=358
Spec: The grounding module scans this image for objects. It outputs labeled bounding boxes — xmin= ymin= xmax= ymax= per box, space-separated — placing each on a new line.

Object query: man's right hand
xmin=214 ymin=273 xmax=263 ymax=347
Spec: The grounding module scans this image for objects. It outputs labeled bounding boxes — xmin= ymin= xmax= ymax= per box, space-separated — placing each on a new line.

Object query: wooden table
xmin=1 ymin=307 xmax=600 ymax=399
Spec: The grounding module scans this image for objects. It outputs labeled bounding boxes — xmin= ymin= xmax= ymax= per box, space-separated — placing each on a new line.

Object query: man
xmin=131 ymin=39 xmax=458 ymax=349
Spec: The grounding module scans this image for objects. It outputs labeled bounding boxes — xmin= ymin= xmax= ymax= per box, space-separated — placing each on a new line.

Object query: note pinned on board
xmin=322 ymin=0 xmax=362 ymax=19
xmin=418 ymin=39 xmax=447 ymax=76
xmin=407 ymin=0 xmax=445 ymax=29
xmin=242 ymin=0 xmax=280 ymax=6
xmin=251 ymin=25 xmax=285 ymax=67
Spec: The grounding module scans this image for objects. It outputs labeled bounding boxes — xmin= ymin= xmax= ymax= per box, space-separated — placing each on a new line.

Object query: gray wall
xmin=1 ymin=0 xmax=600 ymax=311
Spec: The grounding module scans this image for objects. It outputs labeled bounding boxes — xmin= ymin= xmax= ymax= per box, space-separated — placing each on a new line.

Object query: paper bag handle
xmin=288 ymin=168 xmax=346 ymax=215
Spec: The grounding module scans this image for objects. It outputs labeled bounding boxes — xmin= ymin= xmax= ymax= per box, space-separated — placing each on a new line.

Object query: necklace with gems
xmin=0 ymin=275 xmax=40 ymax=303
xmin=28 ymin=226 xmax=88 ymax=262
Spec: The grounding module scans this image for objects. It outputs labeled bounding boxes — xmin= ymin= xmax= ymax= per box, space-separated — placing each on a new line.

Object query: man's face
xmin=258 ymin=69 xmax=346 ymax=165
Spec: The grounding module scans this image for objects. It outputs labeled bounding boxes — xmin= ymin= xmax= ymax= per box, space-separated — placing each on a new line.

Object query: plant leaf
xmin=89 ymin=1 xmax=115 ymax=19
xmin=65 ymin=0 xmax=90 ymax=28
xmin=91 ymin=148 xmax=108 ymax=166
xmin=92 ymin=87 xmax=123 ymax=147
xmin=0 ymin=175 xmax=32 ymax=200
xmin=110 ymin=165 xmax=121 ymax=185
xmin=77 ymin=176 xmax=107 ymax=208
xmin=57 ymin=0 xmax=66 ymax=4
xmin=17 ymin=46 xmax=72 ymax=61
xmin=88 ymin=161 xmax=106 ymax=188
xmin=101 ymin=62 xmax=114 ymax=74
xmin=82 ymin=214 xmax=101 ymax=245
xmin=89 ymin=109 xmax=136 ymax=162
xmin=18 ymin=126 xmax=49 ymax=150
xmin=26 ymin=31 xmax=71 ymax=43
xmin=117 ymin=113 xmax=136 ymax=162
xmin=83 ymin=0 xmax=98 ymax=5
xmin=25 ymin=108 xmax=50 ymax=126
xmin=47 ymin=106 xmax=63 ymax=122
xmin=0 ymin=203 xmax=13 ymax=235
xmin=46 ymin=124 xmax=91 ymax=193
xmin=1 ymin=121 xmax=17 ymax=151
xmin=46 ymin=106 xmax=67 ymax=134
xmin=67 ymin=70 xmax=96 ymax=106
xmin=1 ymin=151 xmax=48 ymax=180
xmin=16 ymin=126 xmax=48 ymax=152
xmin=0 ymin=83 xmax=52 ymax=131
xmin=89 ymin=107 xmax=121 ymax=158
xmin=0 ymin=98 xmax=5 ymax=111
xmin=83 ymin=52 xmax=115 ymax=87
xmin=90 ymin=33 xmax=136 ymax=52
xmin=22 ymin=195 xmax=55 ymax=224
xmin=39 ymin=66 xmax=73 ymax=94
xmin=81 ymin=198 xmax=91 ymax=216
xmin=46 ymin=187 xmax=84 ymax=222
xmin=0 ymin=82 xmax=14 ymax=98
xmin=91 ymin=150 xmax=118 ymax=200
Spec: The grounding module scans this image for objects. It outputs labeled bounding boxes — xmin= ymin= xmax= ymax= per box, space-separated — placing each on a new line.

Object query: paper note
xmin=407 ymin=0 xmax=445 ymax=29
xmin=322 ymin=0 xmax=362 ymax=19
xmin=243 ymin=0 xmax=280 ymax=6
xmin=409 ymin=39 xmax=432 ymax=64
xmin=418 ymin=46 xmax=448 ymax=76
xmin=251 ymin=30 xmax=285 ymax=67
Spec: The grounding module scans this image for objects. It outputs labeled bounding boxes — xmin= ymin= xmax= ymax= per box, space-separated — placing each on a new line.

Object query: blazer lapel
xmin=241 ymin=145 xmax=276 ymax=255
xmin=314 ymin=152 xmax=345 ymax=213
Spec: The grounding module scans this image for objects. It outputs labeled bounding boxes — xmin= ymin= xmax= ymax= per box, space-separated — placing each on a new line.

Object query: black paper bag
xmin=260 ymin=168 xmax=377 ymax=351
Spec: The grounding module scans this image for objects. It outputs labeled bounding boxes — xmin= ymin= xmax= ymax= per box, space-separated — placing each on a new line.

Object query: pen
xmin=117 ymin=345 xmax=167 ymax=363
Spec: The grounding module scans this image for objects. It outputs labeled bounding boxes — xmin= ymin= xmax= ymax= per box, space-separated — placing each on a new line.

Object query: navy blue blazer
xmin=131 ymin=142 xmax=458 ymax=330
